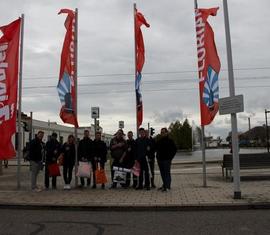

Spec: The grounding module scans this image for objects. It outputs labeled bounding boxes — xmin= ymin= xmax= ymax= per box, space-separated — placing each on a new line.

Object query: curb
xmin=1 ymin=203 xmax=270 ymax=212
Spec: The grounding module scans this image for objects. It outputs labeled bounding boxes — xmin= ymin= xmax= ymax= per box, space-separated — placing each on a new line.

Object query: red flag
xmin=0 ymin=18 xmax=21 ymax=160
xmin=57 ymin=9 xmax=79 ymax=127
xmin=135 ymin=10 xmax=150 ymax=74
xmin=195 ymin=8 xmax=221 ymax=126
xmin=135 ymin=9 xmax=150 ymax=128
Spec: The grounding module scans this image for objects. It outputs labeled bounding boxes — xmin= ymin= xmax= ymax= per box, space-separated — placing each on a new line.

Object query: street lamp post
xmin=265 ymin=109 xmax=270 ymax=153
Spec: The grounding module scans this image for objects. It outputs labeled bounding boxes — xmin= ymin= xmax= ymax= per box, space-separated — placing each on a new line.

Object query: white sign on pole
xmin=219 ymin=95 xmax=244 ymax=115
xmin=91 ymin=107 xmax=99 ymax=119
xmin=119 ymin=121 xmax=124 ymax=129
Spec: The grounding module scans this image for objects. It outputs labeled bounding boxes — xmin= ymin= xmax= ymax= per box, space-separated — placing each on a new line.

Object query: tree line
xmin=155 ymin=119 xmax=198 ymax=150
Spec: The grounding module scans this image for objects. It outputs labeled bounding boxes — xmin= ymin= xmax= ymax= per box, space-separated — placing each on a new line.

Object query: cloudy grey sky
xmin=1 ymin=0 xmax=270 ymax=138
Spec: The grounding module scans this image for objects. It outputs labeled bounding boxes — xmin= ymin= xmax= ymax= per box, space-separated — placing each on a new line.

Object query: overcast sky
xmin=1 ymin=0 xmax=270 ymax=138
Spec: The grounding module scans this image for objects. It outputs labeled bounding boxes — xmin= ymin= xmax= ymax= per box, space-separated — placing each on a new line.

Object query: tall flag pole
xmin=133 ymin=3 xmax=138 ymax=136
xmin=17 ymin=14 xmax=24 ymax=189
xmin=57 ymin=8 xmax=79 ymax=187
xmin=0 ymin=17 xmax=22 ymax=185
xmin=133 ymin=3 xmax=150 ymax=136
xmin=223 ymin=0 xmax=241 ymax=199
xmin=74 ymin=8 xmax=79 ymax=187
xmin=194 ymin=0 xmax=221 ymax=187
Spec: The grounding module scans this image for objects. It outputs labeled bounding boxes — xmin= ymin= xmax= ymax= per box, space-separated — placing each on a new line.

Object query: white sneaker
xmin=67 ymin=184 xmax=71 ymax=190
xmin=64 ymin=184 xmax=68 ymax=190
xmin=32 ymin=188 xmax=42 ymax=192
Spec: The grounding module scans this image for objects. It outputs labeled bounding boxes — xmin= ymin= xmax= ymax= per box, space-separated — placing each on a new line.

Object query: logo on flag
xmin=203 ymin=66 xmax=219 ymax=110
xmin=195 ymin=8 xmax=221 ymax=126
xmin=57 ymin=72 xmax=73 ymax=113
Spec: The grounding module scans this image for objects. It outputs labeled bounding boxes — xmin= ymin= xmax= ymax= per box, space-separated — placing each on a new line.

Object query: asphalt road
xmin=0 ymin=209 xmax=270 ymax=235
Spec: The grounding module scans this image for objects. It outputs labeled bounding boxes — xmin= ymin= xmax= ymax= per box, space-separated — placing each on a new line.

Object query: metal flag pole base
xmin=234 ymin=191 xmax=241 ymax=199
xmin=201 ymin=126 xmax=207 ymax=187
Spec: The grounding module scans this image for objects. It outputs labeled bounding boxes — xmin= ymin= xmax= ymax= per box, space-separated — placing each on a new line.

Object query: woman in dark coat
xmin=60 ymin=135 xmax=75 ymax=190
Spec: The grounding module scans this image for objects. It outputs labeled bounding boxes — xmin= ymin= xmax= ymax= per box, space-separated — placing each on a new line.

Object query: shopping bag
xmin=113 ymin=170 xmax=127 ymax=183
xmin=95 ymin=164 xmax=108 ymax=184
xmin=131 ymin=161 xmax=140 ymax=177
xmin=76 ymin=161 xmax=91 ymax=178
xmin=48 ymin=163 xmax=61 ymax=177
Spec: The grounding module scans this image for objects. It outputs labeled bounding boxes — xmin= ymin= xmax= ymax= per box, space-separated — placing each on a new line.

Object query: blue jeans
xmin=158 ymin=160 xmax=172 ymax=189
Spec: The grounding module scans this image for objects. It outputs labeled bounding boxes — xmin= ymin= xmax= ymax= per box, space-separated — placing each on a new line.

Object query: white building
xmin=17 ymin=115 xmax=113 ymax=149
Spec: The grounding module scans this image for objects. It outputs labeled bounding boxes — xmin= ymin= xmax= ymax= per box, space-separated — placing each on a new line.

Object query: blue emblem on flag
xmin=57 ymin=72 xmax=73 ymax=113
xmin=203 ymin=66 xmax=219 ymax=110
xmin=135 ymin=72 xmax=142 ymax=106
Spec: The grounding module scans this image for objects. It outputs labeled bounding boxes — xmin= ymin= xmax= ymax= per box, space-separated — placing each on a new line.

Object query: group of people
xmin=28 ymin=127 xmax=177 ymax=193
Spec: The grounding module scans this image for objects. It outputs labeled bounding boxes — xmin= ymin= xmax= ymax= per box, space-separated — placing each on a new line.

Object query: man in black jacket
xmin=135 ymin=128 xmax=151 ymax=190
xmin=78 ymin=130 xmax=93 ymax=188
xmin=29 ymin=131 xmax=45 ymax=192
xmin=45 ymin=132 xmax=61 ymax=190
xmin=92 ymin=131 xmax=107 ymax=189
xmin=156 ymin=128 xmax=177 ymax=192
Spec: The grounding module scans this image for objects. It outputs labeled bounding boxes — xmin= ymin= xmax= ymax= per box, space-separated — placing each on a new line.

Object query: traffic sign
xmin=119 ymin=121 xmax=124 ymax=129
xmin=91 ymin=107 xmax=99 ymax=119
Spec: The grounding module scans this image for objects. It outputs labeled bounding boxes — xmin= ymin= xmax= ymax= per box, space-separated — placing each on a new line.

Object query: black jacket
xmin=61 ymin=143 xmax=75 ymax=166
xmin=45 ymin=139 xmax=61 ymax=163
xmin=29 ymin=137 xmax=45 ymax=162
xmin=135 ymin=137 xmax=151 ymax=162
xmin=93 ymin=139 xmax=107 ymax=164
xmin=78 ymin=137 xmax=93 ymax=162
xmin=156 ymin=136 xmax=177 ymax=161
xmin=122 ymin=139 xmax=136 ymax=168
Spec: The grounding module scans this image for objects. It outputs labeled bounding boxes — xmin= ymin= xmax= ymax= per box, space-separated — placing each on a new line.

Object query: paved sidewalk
xmin=0 ymin=163 xmax=270 ymax=210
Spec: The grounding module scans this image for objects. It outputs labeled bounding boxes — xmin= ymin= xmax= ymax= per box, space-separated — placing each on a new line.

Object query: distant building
xmin=15 ymin=113 xmax=113 ymax=150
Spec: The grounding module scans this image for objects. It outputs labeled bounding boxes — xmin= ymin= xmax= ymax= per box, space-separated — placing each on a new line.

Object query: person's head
xmin=95 ymin=131 xmax=102 ymax=140
xmin=116 ymin=129 xmax=124 ymax=139
xmin=37 ymin=131 xmax=44 ymax=141
xmin=127 ymin=131 xmax=133 ymax=140
xmin=84 ymin=130 xmax=90 ymax=138
xmin=160 ymin=127 xmax=168 ymax=137
xmin=51 ymin=132 xmax=57 ymax=140
xmin=139 ymin=128 xmax=146 ymax=138
xmin=67 ymin=134 xmax=75 ymax=144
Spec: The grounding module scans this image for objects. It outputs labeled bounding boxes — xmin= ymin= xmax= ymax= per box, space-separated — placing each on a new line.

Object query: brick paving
xmin=0 ymin=163 xmax=270 ymax=208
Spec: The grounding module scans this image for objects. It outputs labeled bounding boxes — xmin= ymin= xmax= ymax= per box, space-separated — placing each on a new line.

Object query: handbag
xmin=76 ymin=161 xmax=91 ymax=178
xmin=131 ymin=161 xmax=140 ymax=177
xmin=57 ymin=153 xmax=64 ymax=166
xmin=95 ymin=163 xmax=107 ymax=184
xmin=48 ymin=163 xmax=61 ymax=177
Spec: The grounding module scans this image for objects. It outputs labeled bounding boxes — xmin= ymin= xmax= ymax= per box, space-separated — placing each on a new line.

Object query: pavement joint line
xmin=1 ymin=202 xmax=270 ymax=211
